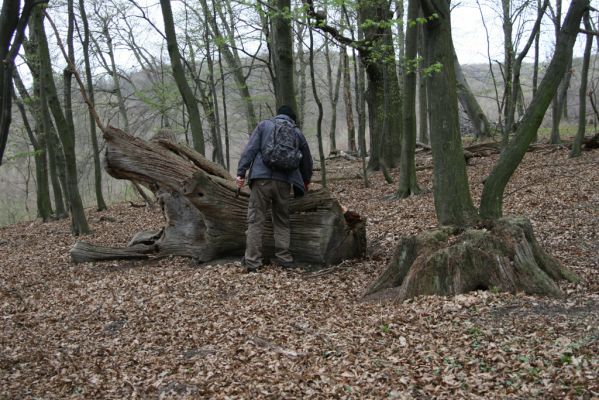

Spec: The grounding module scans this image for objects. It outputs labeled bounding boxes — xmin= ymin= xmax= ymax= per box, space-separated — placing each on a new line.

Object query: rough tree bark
xmin=71 ymin=128 xmax=365 ymax=266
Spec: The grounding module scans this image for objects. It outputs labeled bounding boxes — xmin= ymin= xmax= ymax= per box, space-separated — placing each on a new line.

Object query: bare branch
xmin=44 ymin=11 xmax=106 ymax=133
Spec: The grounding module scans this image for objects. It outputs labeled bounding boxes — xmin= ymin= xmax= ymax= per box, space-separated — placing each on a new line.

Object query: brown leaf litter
xmin=0 ymin=146 xmax=597 ymax=398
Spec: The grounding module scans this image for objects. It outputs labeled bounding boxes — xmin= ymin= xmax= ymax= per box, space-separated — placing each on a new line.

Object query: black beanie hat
xmin=277 ymin=105 xmax=297 ymax=122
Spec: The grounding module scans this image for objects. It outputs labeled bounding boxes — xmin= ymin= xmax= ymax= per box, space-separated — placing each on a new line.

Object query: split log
xmin=71 ymin=127 xmax=366 ymax=266
xmin=365 ymin=217 xmax=578 ymax=301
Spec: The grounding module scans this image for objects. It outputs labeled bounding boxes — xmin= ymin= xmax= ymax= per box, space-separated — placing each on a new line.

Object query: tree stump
xmin=365 ymin=217 xmax=579 ymax=301
xmin=71 ymin=127 xmax=366 ymax=266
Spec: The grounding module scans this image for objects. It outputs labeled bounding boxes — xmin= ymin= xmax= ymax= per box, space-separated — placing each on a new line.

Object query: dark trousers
xmin=244 ymin=179 xmax=293 ymax=268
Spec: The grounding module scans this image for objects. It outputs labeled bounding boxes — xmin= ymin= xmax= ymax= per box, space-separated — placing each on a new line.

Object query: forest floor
xmin=1 ymin=144 xmax=598 ymax=399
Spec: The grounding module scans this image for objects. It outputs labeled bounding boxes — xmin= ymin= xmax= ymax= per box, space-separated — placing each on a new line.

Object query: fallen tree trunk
xmin=71 ymin=127 xmax=366 ymax=266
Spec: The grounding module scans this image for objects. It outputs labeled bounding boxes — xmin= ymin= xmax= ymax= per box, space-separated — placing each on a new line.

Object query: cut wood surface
xmin=71 ymin=126 xmax=366 ymax=266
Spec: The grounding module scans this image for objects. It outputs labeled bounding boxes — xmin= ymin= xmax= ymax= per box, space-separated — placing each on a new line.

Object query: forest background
xmin=1 ymin=0 xmax=598 ymax=226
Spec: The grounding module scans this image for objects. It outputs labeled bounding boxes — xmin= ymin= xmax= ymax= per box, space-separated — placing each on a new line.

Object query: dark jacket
xmin=237 ymin=114 xmax=313 ymax=196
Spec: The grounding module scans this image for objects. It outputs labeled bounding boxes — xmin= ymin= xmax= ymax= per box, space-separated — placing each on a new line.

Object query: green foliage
xmin=408 ymin=13 xmax=439 ymax=28
xmin=422 ymin=62 xmax=443 ymax=77
xmin=4 ymin=150 xmax=43 ymax=163
xmin=360 ymin=18 xmax=401 ymax=31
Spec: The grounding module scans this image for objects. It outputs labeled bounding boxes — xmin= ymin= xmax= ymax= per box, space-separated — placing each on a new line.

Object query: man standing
xmin=236 ymin=105 xmax=313 ymax=272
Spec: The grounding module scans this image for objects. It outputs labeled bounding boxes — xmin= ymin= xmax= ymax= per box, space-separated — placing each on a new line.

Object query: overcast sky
xmin=451 ymin=0 xmax=593 ymax=65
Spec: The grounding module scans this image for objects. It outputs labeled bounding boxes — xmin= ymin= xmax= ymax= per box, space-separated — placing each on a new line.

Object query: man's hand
xmin=236 ymin=176 xmax=245 ymax=188
xmin=304 ymin=181 xmax=310 ymax=191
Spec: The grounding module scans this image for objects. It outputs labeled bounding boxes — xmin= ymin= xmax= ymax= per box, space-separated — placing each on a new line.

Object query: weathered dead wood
xmin=71 ymin=127 xmax=366 ymax=267
xmin=583 ymin=132 xmax=599 ymax=149
xmin=71 ymin=241 xmax=152 ymax=263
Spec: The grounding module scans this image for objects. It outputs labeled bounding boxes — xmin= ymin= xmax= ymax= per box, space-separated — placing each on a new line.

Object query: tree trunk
xmin=71 ymin=128 xmax=365 ymax=266
xmin=532 ymin=0 xmax=541 ymax=101
xmin=394 ymin=0 xmax=405 ymax=85
xmin=217 ymin=47 xmax=230 ymax=169
xmin=271 ymin=0 xmax=299 ymax=113
xmin=33 ymin=8 xmax=89 ymax=235
xmin=454 ymin=52 xmax=491 ymax=139
xmin=550 ymin=0 xmax=564 ymax=145
xmin=79 ymin=0 xmax=107 ymax=211
xmin=397 ymin=0 xmax=420 ymax=198
xmin=342 ymin=46 xmax=356 ymax=153
xmin=325 ymin=38 xmax=342 ymax=155
xmin=422 ymin=0 xmax=478 ymax=227
xmin=0 ymin=0 xmax=21 ymax=166
xmin=501 ymin=0 xmax=514 ymax=145
xmin=355 ymin=33 xmax=367 ymax=158
xmin=480 ymin=0 xmax=588 ymax=220
xmin=159 ymin=0 xmax=205 ymax=154
xmin=45 ymin=119 xmax=68 ymax=218
xmin=418 ymin=21 xmax=429 ymax=145
xmin=359 ymin=0 xmax=402 ymax=171
xmin=571 ymin=12 xmax=592 ymax=158
xmin=295 ymin=16 xmax=307 ymax=127
xmin=550 ymin=60 xmax=572 ymax=144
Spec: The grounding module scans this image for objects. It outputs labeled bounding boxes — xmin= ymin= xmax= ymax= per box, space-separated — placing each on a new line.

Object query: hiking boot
xmin=274 ymin=259 xmax=295 ymax=269
xmin=241 ymin=257 xmax=261 ymax=273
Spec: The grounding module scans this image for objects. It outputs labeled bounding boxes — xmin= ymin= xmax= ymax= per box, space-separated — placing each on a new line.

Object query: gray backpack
xmin=262 ymin=118 xmax=302 ymax=171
